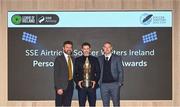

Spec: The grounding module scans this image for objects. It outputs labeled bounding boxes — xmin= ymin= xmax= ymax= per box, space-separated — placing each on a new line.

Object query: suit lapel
xmin=62 ymin=54 xmax=68 ymax=70
xmin=100 ymin=56 xmax=104 ymax=70
xmin=111 ymin=54 xmax=115 ymax=72
xmin=99 ymin=55 xmax=104 ymax=83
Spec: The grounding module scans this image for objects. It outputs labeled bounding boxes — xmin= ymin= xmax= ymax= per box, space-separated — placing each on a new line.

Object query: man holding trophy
xmin=74 ymin=42 xmax=101 ymax=107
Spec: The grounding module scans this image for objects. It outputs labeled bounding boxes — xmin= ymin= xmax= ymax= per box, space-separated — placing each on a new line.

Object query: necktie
xmin=68 ymin=56 xmax=72 ymax=80
xmin=105 ymin=57 xmax=109 ymax=61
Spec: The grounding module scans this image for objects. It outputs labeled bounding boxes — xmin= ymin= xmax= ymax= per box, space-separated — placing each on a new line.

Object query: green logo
xmin=11 ymin=15 xmax=22 ymax=25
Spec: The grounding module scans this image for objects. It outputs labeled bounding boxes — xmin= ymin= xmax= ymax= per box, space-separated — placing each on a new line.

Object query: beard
xmin=65 ymin=50 xmax=72 ymax=55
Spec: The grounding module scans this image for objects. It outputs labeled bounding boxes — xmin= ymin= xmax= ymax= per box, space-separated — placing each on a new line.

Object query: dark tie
xmin=105 ymin=57 xmax=109 ymax=61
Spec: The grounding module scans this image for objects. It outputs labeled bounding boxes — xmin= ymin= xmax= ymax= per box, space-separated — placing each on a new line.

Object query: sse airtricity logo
xmin=140 ymin=13 xmax=153 ymax=25
xmin=11 ymin=15 xmax=22 ymax=25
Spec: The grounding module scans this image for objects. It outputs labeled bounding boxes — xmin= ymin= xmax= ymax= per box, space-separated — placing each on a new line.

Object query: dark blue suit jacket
xmin=73 ymin=55 xmax=101 ymax=89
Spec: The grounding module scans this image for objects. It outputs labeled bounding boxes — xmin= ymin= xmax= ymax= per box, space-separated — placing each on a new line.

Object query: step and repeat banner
xmin=8 ymin=11 xmax=172 ymax=100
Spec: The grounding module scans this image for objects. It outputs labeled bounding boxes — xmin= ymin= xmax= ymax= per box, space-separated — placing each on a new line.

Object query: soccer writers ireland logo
xmin=140 ymin=13 xmax=153 ymax=25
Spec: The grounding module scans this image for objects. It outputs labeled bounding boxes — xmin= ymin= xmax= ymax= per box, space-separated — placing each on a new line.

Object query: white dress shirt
xmin=104 ymin=53 xmax=112 ymax=61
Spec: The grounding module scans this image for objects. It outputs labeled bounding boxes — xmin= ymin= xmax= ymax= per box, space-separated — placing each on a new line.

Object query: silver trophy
xmin=82 ymin=57 xmax=92 ymax=88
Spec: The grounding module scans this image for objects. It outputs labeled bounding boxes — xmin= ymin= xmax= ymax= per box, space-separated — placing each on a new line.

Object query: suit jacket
xmin=73 ymin=55 xmax=101 ymax=89
xmin=54 ymin=54 xmax=75 ymax=90
xmin=98 ymin=54 xmax=124 ymax=86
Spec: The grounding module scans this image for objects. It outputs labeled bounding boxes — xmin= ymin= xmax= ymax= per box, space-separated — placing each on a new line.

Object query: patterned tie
xmin=68 ymin=55 xmax=73 ymax=80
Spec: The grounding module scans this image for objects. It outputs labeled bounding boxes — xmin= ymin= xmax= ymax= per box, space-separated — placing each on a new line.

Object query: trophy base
xmin=81 ymin=81 xmax=93 ymax=88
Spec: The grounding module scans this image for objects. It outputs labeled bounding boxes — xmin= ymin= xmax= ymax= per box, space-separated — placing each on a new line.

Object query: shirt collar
xmin=63 ymin=52 xmax=69 ymax=58
xmin=104 ymin=53 xmax=112 ymax=58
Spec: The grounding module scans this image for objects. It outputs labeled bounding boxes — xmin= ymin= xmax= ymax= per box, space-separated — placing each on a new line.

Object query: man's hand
xmin=91 ymin=81 xmax=96 ymax=88
xmin=57 ymin=89 xmax=63 ymax=95
xmin=78 ymin=80 xmax=83 ymax=88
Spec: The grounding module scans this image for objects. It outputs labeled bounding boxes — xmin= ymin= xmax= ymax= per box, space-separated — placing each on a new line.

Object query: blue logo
xmin=22 ymin=32 xmax=37 ymax=44
xmin=140 ymin=13 xmax=153 ymax=25
xmin=142 ymin=31 xmax=158 ymax=44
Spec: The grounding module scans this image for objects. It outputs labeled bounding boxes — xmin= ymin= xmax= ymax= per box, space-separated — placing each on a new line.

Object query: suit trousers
xmin=78 ymin=87 xmax=96 ymax=107
xmin=55 ymin=80 xmax=74 ymax=107
xmin=100 ymin=82 xmax=121 ymax=107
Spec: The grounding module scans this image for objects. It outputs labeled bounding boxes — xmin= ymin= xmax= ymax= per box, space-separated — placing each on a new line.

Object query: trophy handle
xmin=78 ymin=81 xmax=83 ymax=88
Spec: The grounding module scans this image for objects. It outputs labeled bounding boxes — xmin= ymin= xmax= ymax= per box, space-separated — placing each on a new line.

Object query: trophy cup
xmin=82 ymin=57 xmax=92 ymax=88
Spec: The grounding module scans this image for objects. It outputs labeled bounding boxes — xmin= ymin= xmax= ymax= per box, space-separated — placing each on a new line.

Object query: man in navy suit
xmin=98 ymin=41 xmax=124 ymax=107
xmin=74 ymin=42 xmax=101 ymax=107
xmin=54 ymin=41 xmax=74 ymax=107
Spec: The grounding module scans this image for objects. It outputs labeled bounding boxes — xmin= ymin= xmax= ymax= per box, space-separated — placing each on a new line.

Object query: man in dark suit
xmin=54 ymin=41 xmax=74 ymax=107
xmin=98 ymin=41 xmax=124 ymax=107
xmin=74 ymin=42 xmax=101 ymax=107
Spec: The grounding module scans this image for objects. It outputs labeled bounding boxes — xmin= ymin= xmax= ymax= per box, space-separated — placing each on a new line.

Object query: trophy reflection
xmin=82 ymin=57 xmax=92 ymax=88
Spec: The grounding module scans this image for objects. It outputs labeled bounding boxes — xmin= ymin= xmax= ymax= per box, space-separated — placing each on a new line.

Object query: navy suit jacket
xmin=73 ymin=55 xmax=101 ymax=89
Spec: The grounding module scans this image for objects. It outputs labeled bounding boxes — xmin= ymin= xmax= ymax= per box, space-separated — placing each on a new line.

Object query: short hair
xmin=103 ymin=41 xmax=112 ymax=46
xmin=81 ymin=42 xmax=91 ymax=48
xmin=63 ymin=41 xmax=73 ymax=47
